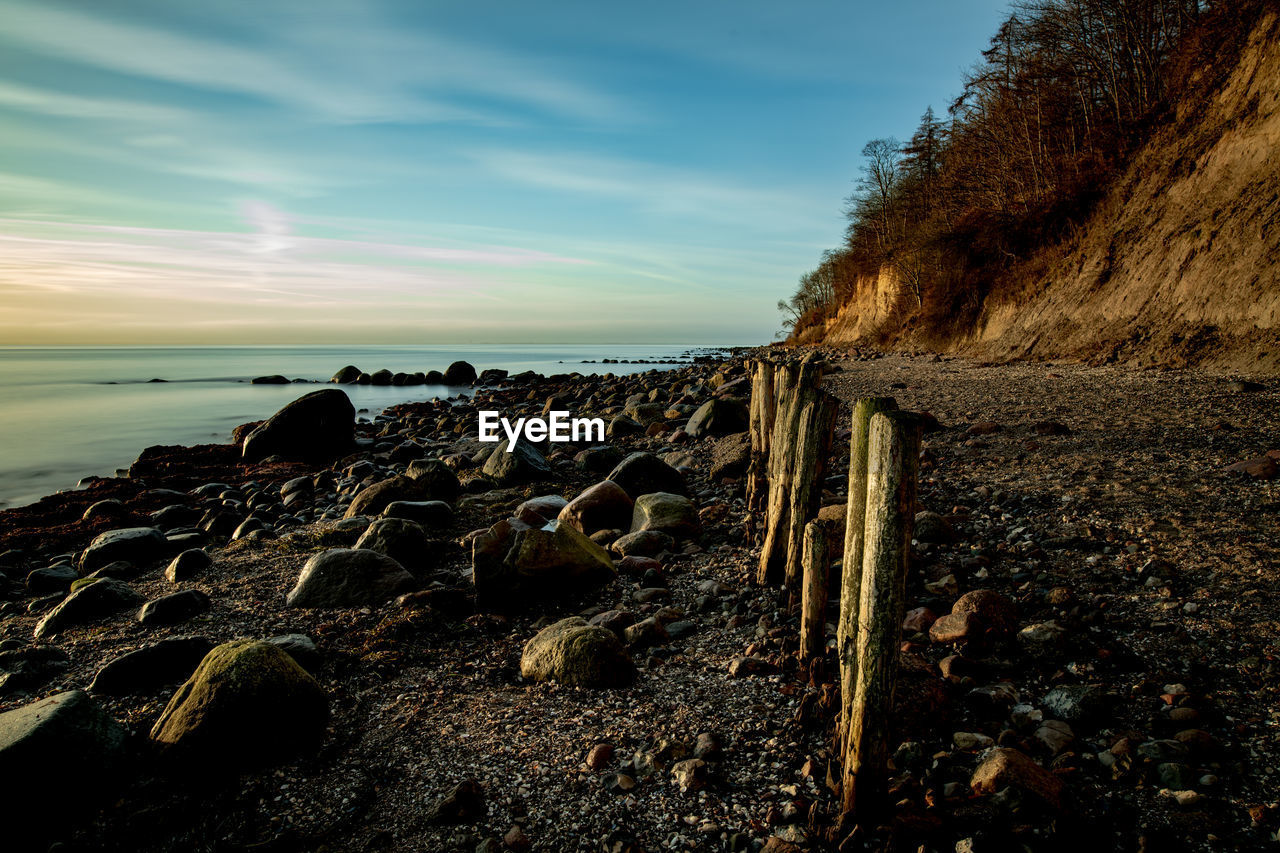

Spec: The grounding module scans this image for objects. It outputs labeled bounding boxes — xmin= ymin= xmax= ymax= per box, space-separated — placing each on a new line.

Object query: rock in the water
xmin=684 ymin=398 xmax=748 ymax=438
xmin=79 ymin=526 xmax=167 ymax=575
xmin=330 ymin=365 xmax=361 ymax=384
xmin=482 ymin=439 xmax=552 ymax=484
xmin=137 ymin=590 xmax=211 ymax=626
xmin=606 ymin=452 xmax=688 ymax=499
xmin=34 ymin=578 xmax=145 ymax=639
xmin=442 ymin=360 xmax=478 ymax=385
xmin=519 ymin=617 xmax=635 ymax=687
xmin=472 ymin=519 xmax=615 ymax=608
xmin=149 ymin=639 xmax=328 ymax=769
xmin=165 ymin=548 xmax=212 ymax=582
xmin=251 ymin=375 xmax=289 ymax=385
xmin=558 ymin=480 xmax=634 ymax=536
xmin=0 ymin=691 xmax=128 ymax=839
xmin=89 ymin=636 xmax=215 ymax=694
xmin=630 ymin=492 xmax=701 ymax=539
xmin=286 ymin=548 xmax=416 ymax=608
xmin=242 ymin=389 xmax=355 ymax=462
xmin=354 ymin=517 xmax=434 ymax=572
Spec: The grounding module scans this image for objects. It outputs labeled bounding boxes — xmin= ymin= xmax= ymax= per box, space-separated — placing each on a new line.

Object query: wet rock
xmin=34 ymin=578 xmax=145 ymax=639
xmin=559 ymin=480 xmax=634 ymax=536
xmin=330 ymin=365 xmax=361 ymax=384
xmin=606 ymin=452 xmax=688 ymax=499
xmin=79 ymin=527 xmax=167 ymax=575
xmin=442 ymin=361 xmax=477 ymax=385
xmin=286 ymin=548 xmax=416 ymax=608
xmin=242 ymin=389 xmax=355 ymax=462
xmin=150 ymin=639 xmax=328 ymax=770
xmin=89 ymin=636 xmax=215 ymax=694
xmin=630 ymin=492 xmax=701 ymax=539
xmin=520 ymin=617 xmax=636 ymax=687
xmin=137 ymin=589 xmax=211 ymax=626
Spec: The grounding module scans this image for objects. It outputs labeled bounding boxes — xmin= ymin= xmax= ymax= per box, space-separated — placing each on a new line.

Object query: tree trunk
xmin=836 ymin=397 xmax=897 ymax=754
xmin=840 ymin=410 xmax=921 ymax=822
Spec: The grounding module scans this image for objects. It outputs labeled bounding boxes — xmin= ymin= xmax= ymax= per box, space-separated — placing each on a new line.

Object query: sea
xmin=0 ymin=344 xmax=724 ymax=510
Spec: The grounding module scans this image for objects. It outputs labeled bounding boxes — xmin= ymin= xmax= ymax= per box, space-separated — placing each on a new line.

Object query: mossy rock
xmin=149 ymin=639 xmax=328 ymax=769
xmin=520 ymin=617 xmax=635 ymax=688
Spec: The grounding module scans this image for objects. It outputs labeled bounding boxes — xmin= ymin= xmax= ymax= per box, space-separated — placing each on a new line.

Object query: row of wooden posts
xmin=746 ymin=353 xmax=921 ymax=825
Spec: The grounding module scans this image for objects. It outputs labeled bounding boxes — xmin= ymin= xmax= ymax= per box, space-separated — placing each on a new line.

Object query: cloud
xmin=0 ymin=0 xmax=631 ymax=125
xmin=0 ymin=80 xmax=191 ymax=123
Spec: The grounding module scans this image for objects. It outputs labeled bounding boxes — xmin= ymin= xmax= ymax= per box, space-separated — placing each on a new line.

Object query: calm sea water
xmin=0 ymin=344 xmax=719 ymax=509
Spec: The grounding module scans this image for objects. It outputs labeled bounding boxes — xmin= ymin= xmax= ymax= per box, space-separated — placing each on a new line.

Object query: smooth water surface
xmin=0 ymin=344 xmax=717 ymax=509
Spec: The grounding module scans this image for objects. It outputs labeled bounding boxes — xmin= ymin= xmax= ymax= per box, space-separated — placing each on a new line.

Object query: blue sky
xmin=0 ymin=0 xmax=1011 ymax=345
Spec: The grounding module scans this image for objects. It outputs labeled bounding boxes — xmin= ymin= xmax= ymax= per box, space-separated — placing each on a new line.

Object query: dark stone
xmin=442 ymin=361 xmax=478 ymax=385
xmin=606 ymin=452 xmax=688 ymax=499
xmin=137 ymin=590 xmax=211 ymax=626
xmin=242 ymin=389 xmax=355 ymax=462
xmin=79 ymin=527 xmax=167 ymax=575
xmin=89 ymin=636 xmax=215 ymax=694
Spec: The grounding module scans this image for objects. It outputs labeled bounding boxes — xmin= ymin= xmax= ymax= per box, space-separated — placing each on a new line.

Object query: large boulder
xmin=405 ymin=458 xmax=462 ymax=503
xmin=606 ymin=452 xmax=687 ymax=499
xmin=286 ymin=548 xmax=416 ymax=608
xmin=89 ymin=636 xmax=215 ymax=694
xmin=354 ymin=518 xmax=434 ymax=572
xmin=630 ymin=492 xmax=701 ymax=540
xmin=482 ymin=439 xmax=551 ymax=484
xmin=79 ymin=526 xmax=167 ymax=575
xmin=443 ymin=361 xmax=478 ymax=385
xmin=520 ymin=617 xmax=635 ymax=688
xmin=34 ymin=578 xmax=145 ymax=639
xmin=330 ymin=365 xmax=361 ymax=384
xmin=0 ymin=691 xmax=128 ymax=841
xmin=242 ymin=389 xmax=355 ymax=462
xmin=558 ymin=480 xmax=634 ymax=536
xmin=684 ymin=398 xmax=749 ymax=438
xmin=149 ymin=639 xmax=328 ymax=769
xmin=472 ymin=519 xmax=615 ymax=609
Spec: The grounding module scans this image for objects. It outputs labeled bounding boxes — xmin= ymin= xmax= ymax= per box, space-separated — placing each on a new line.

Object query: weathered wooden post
xmin=745 ymin=359 xmax=776 ymax=517
xmin=757 ymin=353 xmax=836 ymax=592
xmin=835 ymin=397 xmax=897 ymax=751
xmin=799 ymin=519 xmax=831 ymax=660
xmin=840 ymin=410 xmax=920 ymax=823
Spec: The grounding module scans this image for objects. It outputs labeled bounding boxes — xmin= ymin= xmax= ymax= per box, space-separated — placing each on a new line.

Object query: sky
xmin=0 ymin=0 xmax=1012 ymax=346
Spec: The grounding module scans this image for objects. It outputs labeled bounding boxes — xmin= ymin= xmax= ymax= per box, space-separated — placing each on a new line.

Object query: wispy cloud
xmin=0 ymin=80 xmax=191 ymax=123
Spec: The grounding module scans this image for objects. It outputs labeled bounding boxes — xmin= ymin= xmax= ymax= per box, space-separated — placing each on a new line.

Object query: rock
xmin=607 ymin=414 xmax=645 ymax=438
xmin=345 ymin=475 xmax=438 ymax=519
xmin=970 ymin=747 xmax=1064 ymax=811
xmin=1042 ymin=684 xmax=1108 ymax=723
xmin=82 ymin=499 xmax=129 ymax=522
xmin=405 ymin=458 xmax=463 ymax=502
xmin=137 ymin=590 xmax=211 ymax=626
xmin=266 ymin=634 xmax=321 ymax=672
xmin=165 ymin=548 xmax=212 ymax=582
xmin=967 ymin=421 xmax=1002 ymax=435
xmin=149 ymin=639 xmax=328 ymax=769
xmin=558 ymin=480 xmax=634 ymax=535
xmin=369 ymin=368 xmax=393 ymax=386
xmin=251 ymin=374 xmax=289 ymax=384
xmin=671 ymin=758 xmax=709 ymax=791
xmin=727 ymin=656 xmax=777 ymax=678
xmin=520 ymin=617 xmax=635 ymax=687
xmin=0 ymin=645 xmax=70 ymax=692
xmin=242 ymin=389 xmax=355 ymax=462
xmin=630 ymin=492 xmax=701 ymax=539
xmin=1032 ymin=421 xmax=1072 ymax=436
xmin=354 ymin=518 xmax=434 ymax=572
xmin=694 ymin=732 xmax=723 ymax=761
xmin=427 ymin=779 xmax=486 ymax=824
xmin=928 ymin=611 xmax=978 ymax=644
xmin=330 ymin=365 xmax=362 ymax=384
xmin=606 ymin=452 xmax=688 ymax=499
xmin=947 ymin=589 xmax=1018 ymax=644
xmin=34 ymin=578 xmax=145 ymax=639
xmin=382 ymin=500 xmax=454 ymax=527
xmin=472 ymin=520 xmax=616 ymax=608
xmin=1018 ymin=621 xmax=1068 ymax=654
xmin=514 ymin=494 xmax=569 ymax=526
xmin=610 ymin=530 xmax=675 ymax=558
xmin=89 ymin=636 xmax=215 ymax=694
xmin=482 ymin=439 xmax=551 ymax=484
xmin=623 ymin=616 xmax=669 ymax=649
xmin=902 ymin=606 xmax=938 ymax=633
xmin=1035 ymin=720 xmax=1075 ymax=755
xmin=709 ymin=432 xmax=751 ymax=480
xmin=79 ymin=527 xmax=167 ymax=575
xmin=25 ymin=565 xmax=78 ymax=594
xmin=442 ymin=361 xmax=477 ymax=385
xmin=586 ymin=742 xmax=615 ymax=769
xmin=914 ymin=511 xmax=956 ymax=544
xmin=684 ymin=398 xmax=748 ymax=438
xmin=954 ymin=731 xmax=995 ymax=750
xmin=286 ymin=548 xmax=416 ymax=608
xmin=575 ymin=445 xmax=624 ymax=473
xmin=0 ymin=691 xmax=128 ymax=839
xmin=1225 ymin=455 xmax=1278 ymax=479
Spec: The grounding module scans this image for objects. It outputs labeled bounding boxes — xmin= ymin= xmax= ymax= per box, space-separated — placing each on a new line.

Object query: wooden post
xmin=745 ymin=359 xmax=776 ymax=517
xmin=835 ymin=397 xmax=896 ymax=753
xmin=841 ymin=410 xmax=920 ymax=822
xmin=756 ymin=353 xmax=834 ymax=589
xmin=799 ymin=519 xmax=831 ymax=660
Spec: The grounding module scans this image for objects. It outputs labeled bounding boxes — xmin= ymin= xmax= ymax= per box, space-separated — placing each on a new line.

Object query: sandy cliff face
xmin=813 ymin=11 xmax=1280 ymax=372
